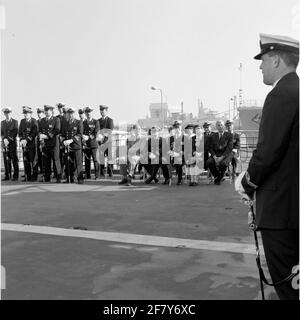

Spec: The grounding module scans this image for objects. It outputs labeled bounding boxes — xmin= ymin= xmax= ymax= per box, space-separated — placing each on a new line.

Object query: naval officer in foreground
xmin=235 ymin=33 xmax=299 ymax=300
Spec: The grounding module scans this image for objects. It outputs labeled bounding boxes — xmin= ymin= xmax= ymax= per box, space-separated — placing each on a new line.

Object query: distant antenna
xmin=238 ymin=63 xmax=243 ymax=108
xmin=233 ymin=96 xmax=237 ymax=119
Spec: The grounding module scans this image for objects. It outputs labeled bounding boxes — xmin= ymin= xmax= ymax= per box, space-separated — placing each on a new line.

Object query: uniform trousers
xmin=260 ymin=229 xmax=299 ymax=300
xmin=84 ymin=147 xmax=99 ymax=178
xmin=64 ymin=148 xmax=84 ymax=180
xmin=3 ymin=145 xmax=19 ymax=179
xmin=149 ymin=164 xmax=170 ymax=180
xmin=43 ymin=146 xmax=61 ymax=181
xmin=22 ymin=147 xmax=37 ymax=180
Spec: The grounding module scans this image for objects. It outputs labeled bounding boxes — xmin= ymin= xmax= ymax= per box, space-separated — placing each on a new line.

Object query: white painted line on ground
xmin=1 ymin=223 xmax=263 ymax=255
xmin=1 ymin=184 xmax=156 ymax=195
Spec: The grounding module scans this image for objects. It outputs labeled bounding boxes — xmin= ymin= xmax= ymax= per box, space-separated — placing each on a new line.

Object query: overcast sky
xmin=1 ymin=0 xmax=299 ymax=123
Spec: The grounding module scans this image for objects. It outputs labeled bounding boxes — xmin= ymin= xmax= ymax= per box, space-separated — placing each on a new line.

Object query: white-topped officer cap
xmin=254 ymin=33 xmax=299 ymax=60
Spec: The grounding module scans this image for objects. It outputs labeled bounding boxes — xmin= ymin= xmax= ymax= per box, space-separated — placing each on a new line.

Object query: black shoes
xmin=176 ymin=179 xmax=183 ymax=185
xmin=145 ymin=176 xmax=159 ymax=184
xmin=126 ymin=177 xmax=133 ymax=186
xmin=145 ymin=177 xmax=152 ymax=184
xmin=214 ymin=177 xmax=221 ymax=185
xmin=118 ymin=178 xmax=128 ymax=185
xmin=63 ymin=178 xmax=74 ymax=184
xmin=2 ymin=177 xmax=10 ymax=181
xmin=163 ymin=179 xmax=170 ymax=185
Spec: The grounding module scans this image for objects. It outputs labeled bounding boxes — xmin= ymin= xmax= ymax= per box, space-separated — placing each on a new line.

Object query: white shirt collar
xmin=273 ymin=77 xmax=281 ymax=88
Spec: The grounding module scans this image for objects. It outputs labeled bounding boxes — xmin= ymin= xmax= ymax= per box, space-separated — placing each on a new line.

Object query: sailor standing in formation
xmin=82 ymin=107 xmax=100 ymax=180
xmin=61 ymin=107 xmax=84 ymax=184
xmin=38 ymin=105 xmax=62 ymax=183
xmin=18 ymin=106 xmax=38 ymax=182
xmin=98 ymin=105 xmax=114 ymax=177
xmin=1 ymin=107 xmax=19 ymax=181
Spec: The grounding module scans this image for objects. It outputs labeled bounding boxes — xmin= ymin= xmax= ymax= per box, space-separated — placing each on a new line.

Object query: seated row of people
xmin=118 ymin=119 xmax=240 ymax=186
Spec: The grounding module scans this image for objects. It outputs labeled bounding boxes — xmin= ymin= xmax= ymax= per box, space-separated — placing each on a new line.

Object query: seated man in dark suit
xmin=225 ymin=120 xmax=240 ymax=178
xmin=206 ymin=120 xmax=233 ymax=185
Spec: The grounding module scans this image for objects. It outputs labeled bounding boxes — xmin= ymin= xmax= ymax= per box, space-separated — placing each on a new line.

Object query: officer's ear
xmin=268 ymin=52 xmax=281 ymax=68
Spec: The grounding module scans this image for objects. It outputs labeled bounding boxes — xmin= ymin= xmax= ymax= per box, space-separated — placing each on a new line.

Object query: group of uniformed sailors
xmin=1 ymin=103 xmax=113 ymax=184
xmin=1 ymin=103 xmax=240 ymax=186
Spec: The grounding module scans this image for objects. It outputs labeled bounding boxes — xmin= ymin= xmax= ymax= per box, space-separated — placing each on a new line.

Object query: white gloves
xmin=232 ymin=148 xmax=237 ymax=153
xmin=20 ymin=139 xmax=27 ymax=147
xmin=131 ymin=155 xmax=140 ymax=162
xmin=63 ymin=139 xmax=73 ymax=146
xmin=149 ymin=152 xmax=156 ymax=159
xmin=168 ymin=151 xmax=180 ymax=158
xmin=39 ymin=134 xmax=48 ymax=140
xmin=235 ymin=171 xmax=252 ymax=201
xmin=3 ymin=138 xmax=9 ymax=147
xmin=96 ymin=133 xmax=104 ymax=142
xmin=82 ymin=135 xmax=89 ymax=141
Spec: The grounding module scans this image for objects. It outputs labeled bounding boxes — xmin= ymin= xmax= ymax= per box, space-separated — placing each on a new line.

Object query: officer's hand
xmin=232 ymin=148 xmax=237 ymax=154
xmin=3 ymin=138 xmax=9 ymax=147
xmin=40 ymin=134 xmax=48 ymax=140
xmin=131 ymin=155 xmax=140 ymax=162
xmin=20 ymin=140 xmax=27 ymax=147
xmin=82 ymin=135 xmax=89 ymax=141
xmin=235 ymin=171 xmax=253 ymax=202
xmin=63 ymin=139 xmax=73 ymax=146
xmin=96 ymin=133 xmax=104 ymax=142
xmin=149 ymin=152 xmax=156 ymax=159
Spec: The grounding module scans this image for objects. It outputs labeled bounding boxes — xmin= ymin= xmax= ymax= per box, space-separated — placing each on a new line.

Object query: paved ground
xmin=1 ymin=176 xmax=277 ymax=300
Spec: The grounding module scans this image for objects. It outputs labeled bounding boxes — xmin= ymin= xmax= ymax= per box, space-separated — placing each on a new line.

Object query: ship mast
xmin=238 ymin=63 xmax=243 ymax=109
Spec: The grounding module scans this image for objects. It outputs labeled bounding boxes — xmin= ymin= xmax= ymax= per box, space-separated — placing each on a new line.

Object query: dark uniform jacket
xmin=18 ymin=118 xmax=38 ymax=149
xmin=209 ymin=131 xmax=233 ymax=158
xmin=56 ymin=114 xmax=65 ymax=123
xmin=83 ymin=118 xmax=100 ymax=149
xmin=99 ymin=116 xmax=114 ymax=130
xmin=242 ymin=72 xmax=299 ymax=229
xmin=169 ymin=134 xmax=185 ymax=165
xmin=98 ymin=116 xmax=114 ymax=144
xmin=1 ymin=118 xmax=18 ymax=149
xmin=204 ymin=132 xmax=212 ymax=153
xmin=147 ymin=136 xmax=165 ymax=164
xmin=38 ymin=116 xmax=61 ymax=148
xmin=232 ymin=132 xmax=240 ymax=151
xmin=61 ymin=119 xmax=83 ymax=150
xmin=184 ymin=134 xmax=196 ymax=164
